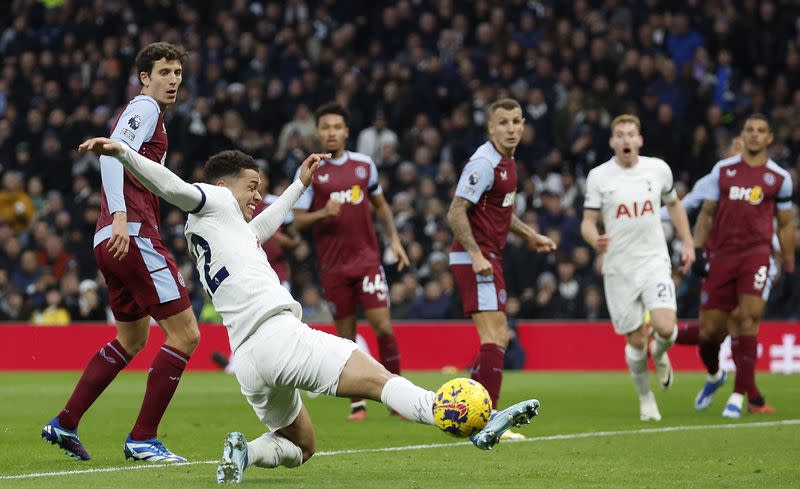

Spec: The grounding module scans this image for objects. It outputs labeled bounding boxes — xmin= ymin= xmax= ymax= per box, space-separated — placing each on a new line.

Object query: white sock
xmin=726 ymin=392 xmax=745 ymax=408
xmin=625 ymin=344 xmax=651 ymax=398
xmin=380 ymin=376 xmax=435 ymax=425
xmin=246 ymin=432 xmax=303 ymax=469
xmin=708 ymin=369 xmax=723 ymax=382
xmin=652 ymin=324 xmax=678 ymax=360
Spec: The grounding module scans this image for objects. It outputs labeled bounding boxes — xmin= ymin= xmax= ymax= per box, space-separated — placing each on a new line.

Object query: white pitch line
xmin=4 ymin=419 xmax=798 ymax=480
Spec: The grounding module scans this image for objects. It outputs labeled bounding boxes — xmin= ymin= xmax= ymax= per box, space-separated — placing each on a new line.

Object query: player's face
xmin=741 ymin=119 xmax=773 ymax=155
xmin=227 ymin=169 xmax=262 ymax=222
xmin=140 ymin=58 xmax=183 ymax=108
xmin=488 ymin=107 xmax=524 ymax=156
xmin=316 ymin=114 xmax=349 ymax=156
xmin=609 ymin=122 xmax=643 ymax=165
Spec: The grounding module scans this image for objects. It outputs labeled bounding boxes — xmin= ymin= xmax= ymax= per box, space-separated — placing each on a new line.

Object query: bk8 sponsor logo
xmin=330 ymin=185 xmax=364 ymax=205
xmin=729 ymin=185 xmax=764 ymax=205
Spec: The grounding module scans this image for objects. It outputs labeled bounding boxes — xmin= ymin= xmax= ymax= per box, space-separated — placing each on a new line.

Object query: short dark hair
xmin=315 ymin=102 xmax=350 ymax=127
xmin=487 ymin=98 xmax=522 ymax=118
xmin=203 ymin=150 xmax=259 ymax=184
xmin=135 ymin=42 xmax=187 ymax=81
xmin=743 ymin=113 xmax=772 ymax=133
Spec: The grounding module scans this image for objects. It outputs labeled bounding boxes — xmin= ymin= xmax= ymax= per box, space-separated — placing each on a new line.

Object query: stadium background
xmin=1 ymin=0 xmax=799 ymax=328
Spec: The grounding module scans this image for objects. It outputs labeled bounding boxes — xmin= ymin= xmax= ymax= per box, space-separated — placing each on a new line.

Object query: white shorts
xmin=603 ymin=264 xmax=676 ymax=335
xmin=233 ymin=311 xmax=358 ymax=431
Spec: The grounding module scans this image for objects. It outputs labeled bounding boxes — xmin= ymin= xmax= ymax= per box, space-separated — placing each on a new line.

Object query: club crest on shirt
xmin=499 ymin=170 xmax=508 ymax=181
xmin=355 ymin=166 xmax=368 ymax=179
xmin=468 ymin=172 xmax=480 ymax=185
xmin=317 ymin=174 xmax=330 ymax=183
xmin=128 ymin=114 xmax=141 ymax=130
xmin=763 ymin=173 xmax=776 ymax=186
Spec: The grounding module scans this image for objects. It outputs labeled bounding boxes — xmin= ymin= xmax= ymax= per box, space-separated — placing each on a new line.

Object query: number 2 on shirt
xmin=190 ymin=234 xmax=230 ymax=295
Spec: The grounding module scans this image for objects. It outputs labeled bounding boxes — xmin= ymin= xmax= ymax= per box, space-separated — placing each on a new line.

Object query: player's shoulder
xmin=765 ymin=160 xmax=791 ymax=180
xmin=469 ymin=141 xmax=503 ymax=168
xmin=194 ymin=182 xmax=235 ymax=206
xmin=710 ymin=154 xmax=742 ymax=172
xmin=637 ymin=155 xmax=670 ymax=171
xmin=124 ymin=95 xmax=161 ymax=116
xmin=346 ymin=151 xmax=375 ymax=166
xmin=586 ymin=159 xmax=616 ymax=179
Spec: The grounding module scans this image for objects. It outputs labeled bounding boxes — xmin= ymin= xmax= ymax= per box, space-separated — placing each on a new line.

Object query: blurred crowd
xmin=1 ymin=0 xmax=800 ymax=324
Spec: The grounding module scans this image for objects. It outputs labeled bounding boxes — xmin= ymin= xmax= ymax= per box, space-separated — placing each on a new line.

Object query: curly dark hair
xmin=135 ymin=42 xmax=187 ymax=80
xmin=203 ymin=150 xmax=259 ymax=184
xmin=314 ymin=102 xmax=350 ymax=127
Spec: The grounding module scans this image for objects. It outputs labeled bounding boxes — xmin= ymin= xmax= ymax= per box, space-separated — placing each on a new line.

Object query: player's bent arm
xmin=250 ymin=180 xmax=307 ymax=244
xmin=693 ymin=199 xmax=718 ymax=249
xmin=776 ymin=208 xmax=796 ymax=272
xmin=666 ymin=199 xmax=694 ymax=248
xmin=114 ymin=144 xmax=203 ymax=212
xmin=447 ymin=197 xmax=482 ymax=257
xmin=580 ymin=209 xmax=602 ymax=250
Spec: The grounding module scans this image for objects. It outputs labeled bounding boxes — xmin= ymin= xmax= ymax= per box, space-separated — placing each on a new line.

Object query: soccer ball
xmin=432 ymin=378 xmax=492 ymax=438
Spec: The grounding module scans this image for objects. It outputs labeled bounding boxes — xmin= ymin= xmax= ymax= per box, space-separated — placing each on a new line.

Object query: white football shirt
xmin=584 ymin=156 xmax=677 ymax=274
xmin=185 ymin=183 xmax=302 ymax=353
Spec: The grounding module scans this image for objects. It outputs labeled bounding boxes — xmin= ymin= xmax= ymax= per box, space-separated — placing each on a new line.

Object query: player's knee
xmin=119 ymin=336 xmax=147 ymax=357
xmin=372 ymin=319 xmax=393 ymax=335
xmin=301 ymin=440 xmax=316 ymax=463
xmin=739 ymin=315 xmax=760 ymax=335
xmin=166 ymin=322 xmax=201 ymax=353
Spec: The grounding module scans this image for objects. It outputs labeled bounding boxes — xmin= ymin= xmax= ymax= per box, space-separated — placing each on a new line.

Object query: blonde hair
xmin=610 ymin=114 xmax=641 ymax=133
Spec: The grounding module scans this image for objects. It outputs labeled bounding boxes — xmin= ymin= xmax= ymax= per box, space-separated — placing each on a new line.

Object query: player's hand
xmin=78 ymin=137 xmax=124 ymax=157
xmin=595 ymin=234 xmax=609 ymax=253
xmin=471 ymin=252 xmax=493 ymax=276
xmin=108 ymin=212 xmax=129 ymax=261
xmin=391 ymin=239 xmax=411 ymax=271
xmin=298 ymin=153 xmax=331 ymax=186
xmin=324 ymin=198 xmax=342 ymax=218
xmin=691 ymin=248 xmax=708 ymax=278
xmin=679 ymin=246 xmax=696 ymax=274
xmin=528 ymin=233 xmax=557 ymax=253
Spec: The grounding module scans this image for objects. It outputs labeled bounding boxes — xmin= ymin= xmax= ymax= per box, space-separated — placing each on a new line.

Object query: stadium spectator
xmin=31 ymin=286 xmax=70 ymax=326
xmin=0 ymin=170 xmax=34 ymax=233
xmin=356 ymin=110 xmax=399 ymax=165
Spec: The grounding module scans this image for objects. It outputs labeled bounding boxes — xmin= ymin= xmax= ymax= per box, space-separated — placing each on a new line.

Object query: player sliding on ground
xmin=77 ymin=138 xmax=540 ymax=483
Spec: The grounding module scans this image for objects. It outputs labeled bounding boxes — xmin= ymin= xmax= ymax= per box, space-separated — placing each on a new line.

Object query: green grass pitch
xmin=1 ymin=371 xmax=798 ymax=488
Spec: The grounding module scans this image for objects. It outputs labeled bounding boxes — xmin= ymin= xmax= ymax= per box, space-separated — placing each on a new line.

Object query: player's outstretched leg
xmin=217 ymin=432 xmax=249 ymax=484
xmin=471 ymin=399 xmax=540 ymax=450
xmin=41 ymin=416 xmax=92 ymax=461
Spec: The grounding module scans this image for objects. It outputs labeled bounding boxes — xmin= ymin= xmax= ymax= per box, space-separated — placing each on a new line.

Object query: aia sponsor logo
xmin=330 ymin=185 xmax=365 ymax=205
xmin=729 ymin=185 xmax=764 ymax=205
xmin=615 ymin=200 xmax=655 ymax=218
